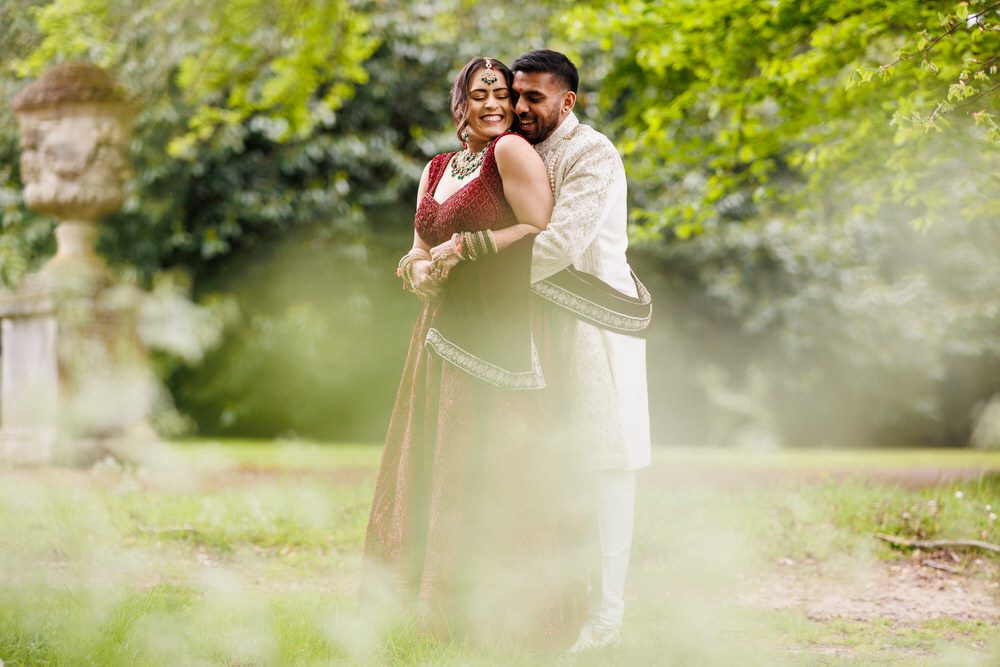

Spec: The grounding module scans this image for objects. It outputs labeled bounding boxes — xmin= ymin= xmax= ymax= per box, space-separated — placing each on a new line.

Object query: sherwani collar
xmin=534 ymin=111 xmax=580 ymax=157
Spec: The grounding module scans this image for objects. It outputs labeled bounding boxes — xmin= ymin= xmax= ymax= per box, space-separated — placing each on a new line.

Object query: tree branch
xmin=921 ymin=558 xmax=963 ymax=574
xmin=952 ymin=80 xmax=1000 ymax=112
xmin=880 ymin=1 xmax=1000 ymax=71
xmin=875 ymin=532 xmax=1000 ymax=555
xmin=974 ymin=54 xmax=1000 ymax=73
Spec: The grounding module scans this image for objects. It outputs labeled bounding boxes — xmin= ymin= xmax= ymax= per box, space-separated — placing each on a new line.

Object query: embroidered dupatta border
xmin=531 ymin=270 xmax=652 ymax=335
xmin=425 ymin=327 xmax=546 ymax=390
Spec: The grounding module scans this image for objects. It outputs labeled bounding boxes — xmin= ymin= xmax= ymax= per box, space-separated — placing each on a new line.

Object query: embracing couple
xmin=363 ymin=50 xmax=651 ymax=652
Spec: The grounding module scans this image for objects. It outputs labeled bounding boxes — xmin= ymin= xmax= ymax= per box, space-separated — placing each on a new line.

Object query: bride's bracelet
xmin=396 ymin=249 xmax=431 ymax=291
xmin=456 ymin=230 xmax=497 ymax=261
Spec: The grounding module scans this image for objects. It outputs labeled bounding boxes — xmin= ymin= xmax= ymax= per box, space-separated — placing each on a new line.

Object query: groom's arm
xmin=530 ymin=137 xmax=626 ymax=284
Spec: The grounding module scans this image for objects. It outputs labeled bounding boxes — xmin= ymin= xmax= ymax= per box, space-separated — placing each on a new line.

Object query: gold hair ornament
xmin=480 ymin=57 xmax=498 ymax=85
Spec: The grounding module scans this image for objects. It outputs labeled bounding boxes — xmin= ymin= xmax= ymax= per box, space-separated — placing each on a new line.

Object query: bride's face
xmin=464 ymin=68 xmax=513 ymax=143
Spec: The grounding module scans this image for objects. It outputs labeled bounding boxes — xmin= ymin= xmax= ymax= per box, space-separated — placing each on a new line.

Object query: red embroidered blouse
xmin=414 ymin=132 xmax=523 ymax=247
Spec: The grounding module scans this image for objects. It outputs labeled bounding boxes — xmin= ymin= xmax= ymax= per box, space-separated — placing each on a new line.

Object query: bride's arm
xmin=492 ymin=133 xmax=552 ymax=246
xmin=399 ymin=162 xmax=441 ymax=300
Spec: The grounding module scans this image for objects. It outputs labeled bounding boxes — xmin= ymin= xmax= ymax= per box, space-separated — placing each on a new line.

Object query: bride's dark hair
xmin=449 ymin=57 xmax=518 ymax=143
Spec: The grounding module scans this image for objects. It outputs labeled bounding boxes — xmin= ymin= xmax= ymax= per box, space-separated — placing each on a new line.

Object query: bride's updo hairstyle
xmin=449 ymin=57 xmax=517 ymax=143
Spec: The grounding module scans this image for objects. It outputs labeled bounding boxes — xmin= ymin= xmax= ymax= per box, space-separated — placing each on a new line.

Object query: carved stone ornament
xmin=12 ymin=62 xmax=136 ymax=254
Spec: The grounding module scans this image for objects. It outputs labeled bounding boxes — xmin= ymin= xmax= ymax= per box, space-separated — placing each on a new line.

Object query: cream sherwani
xmin=531 ymin=112 xmax=651 ymax=472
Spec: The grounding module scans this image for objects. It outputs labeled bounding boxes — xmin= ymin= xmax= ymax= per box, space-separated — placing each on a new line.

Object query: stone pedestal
xmin=0 ymin=294 xmax=57 ymax=464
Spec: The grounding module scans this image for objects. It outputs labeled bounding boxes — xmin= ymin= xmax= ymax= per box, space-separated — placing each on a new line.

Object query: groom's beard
xmin=517 ymin=109 xmax=562 ymax=144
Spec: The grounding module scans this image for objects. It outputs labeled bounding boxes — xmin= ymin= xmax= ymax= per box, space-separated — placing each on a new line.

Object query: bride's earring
xmin=462 ymin=128 xmax=470 ymax=142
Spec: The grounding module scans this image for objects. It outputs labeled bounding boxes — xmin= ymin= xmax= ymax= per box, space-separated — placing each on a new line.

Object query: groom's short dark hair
xmin=511 ymin=50 xmax=579 ymax=94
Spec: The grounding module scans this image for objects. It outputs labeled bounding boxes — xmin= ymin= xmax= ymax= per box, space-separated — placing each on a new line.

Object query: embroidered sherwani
xmin=530 ymin=113 xmax=651 ymax=471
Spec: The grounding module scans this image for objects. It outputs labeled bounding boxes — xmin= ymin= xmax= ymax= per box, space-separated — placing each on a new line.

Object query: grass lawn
xmin=1 ymin=440 xmax=998 ymax=665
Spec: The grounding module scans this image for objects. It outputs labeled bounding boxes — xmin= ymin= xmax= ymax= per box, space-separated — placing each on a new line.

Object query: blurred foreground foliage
xmin=1 ymin=0 xmax=999 ymax=445
xmin=0 ymin=443 xmax=998 ymax=664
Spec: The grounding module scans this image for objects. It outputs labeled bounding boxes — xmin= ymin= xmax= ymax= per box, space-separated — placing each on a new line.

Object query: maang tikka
xmin=480 ymin=57 xmax=498 ymax=85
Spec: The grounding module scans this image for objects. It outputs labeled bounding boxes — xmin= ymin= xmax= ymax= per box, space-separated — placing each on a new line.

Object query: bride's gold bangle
xmin=396 ymin=249 xmax=429 ymax=291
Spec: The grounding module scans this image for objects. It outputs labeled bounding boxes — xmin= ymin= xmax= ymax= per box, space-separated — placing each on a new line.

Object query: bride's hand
xmin=410 ymin=259 xmax=442 ymax=302
xmin=429 ymin=237 xmax=456 ymax=261
xmin=429 ymin=237 xmax=463 ymax=282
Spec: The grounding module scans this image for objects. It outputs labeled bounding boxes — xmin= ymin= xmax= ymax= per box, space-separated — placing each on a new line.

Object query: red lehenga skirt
xmin=362 ymin=239 xmax=587 ymax=647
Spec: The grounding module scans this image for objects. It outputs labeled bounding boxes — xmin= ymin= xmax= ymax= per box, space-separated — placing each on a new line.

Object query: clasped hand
xmin=403 ymin=237 xmax=463 ymax=303
xmin=429 ymin=236 xmax=463 ymax=283
xmin=409 ymin=259 xmax=441 ymax=302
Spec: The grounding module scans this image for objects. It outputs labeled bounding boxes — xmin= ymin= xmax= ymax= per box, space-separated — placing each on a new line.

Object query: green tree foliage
xmin=0 ymin=0 xmax=53 ymax=286
xmin=17 ymin=0 xmax=378 ymax=152
xmin=563 ymin=0 xmax=1000 ymax=446
xmin=560 ymin=0 xmax=1000 ymax=237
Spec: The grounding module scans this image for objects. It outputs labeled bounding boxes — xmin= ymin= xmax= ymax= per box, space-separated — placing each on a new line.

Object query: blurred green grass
xmin=171 ymin=438 xmax=382 ymax=469
xmin=0 ymin=441 xmax=997 ymax=665
xmin=662 ymin=445 xmax=1000 ymax=470
xmin=173 ymin=439 xmax=1000 ymax=471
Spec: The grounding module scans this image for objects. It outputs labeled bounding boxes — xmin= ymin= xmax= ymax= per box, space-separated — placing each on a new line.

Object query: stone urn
xmin=12 ymin=61 xmax=135 ymax=286
xmin=1 ymin=62 xmax=149 ymax=466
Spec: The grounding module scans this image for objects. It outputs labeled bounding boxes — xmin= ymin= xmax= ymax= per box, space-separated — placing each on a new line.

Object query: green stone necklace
xmin=450 ymin=144 xmax=488 ymax=180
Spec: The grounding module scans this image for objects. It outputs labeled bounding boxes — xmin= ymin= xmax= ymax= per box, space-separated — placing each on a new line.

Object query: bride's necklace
xmin=450 ymin=144 xmax=488 ymax=180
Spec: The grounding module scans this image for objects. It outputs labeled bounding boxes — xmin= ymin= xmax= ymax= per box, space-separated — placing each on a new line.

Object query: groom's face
xmin=512 ymin=71 xmax=572 ymax=144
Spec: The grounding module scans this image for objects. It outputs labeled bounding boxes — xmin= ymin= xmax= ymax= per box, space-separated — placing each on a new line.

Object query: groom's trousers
xmin=587 ymin=469 xmax=636 ymax=630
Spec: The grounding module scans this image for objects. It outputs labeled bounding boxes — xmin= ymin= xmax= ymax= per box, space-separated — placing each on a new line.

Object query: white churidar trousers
xmin=587 ymin=469 xmax=636 ymax=630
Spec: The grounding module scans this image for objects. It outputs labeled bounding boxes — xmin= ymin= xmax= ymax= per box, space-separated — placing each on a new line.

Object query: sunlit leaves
xmin=172 ymin=0 xmax=377 ymax=152
xmin=15 ymin=0 xmax=121 ymax=72
xmin=17 ymin=0 xmax=379 ymax=155
xmin=559 ymin=0 xmax=999 ymax=241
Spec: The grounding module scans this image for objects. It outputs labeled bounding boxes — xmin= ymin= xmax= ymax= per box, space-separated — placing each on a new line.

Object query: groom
xmin=511 ymin=50 xmax=652 ymax=651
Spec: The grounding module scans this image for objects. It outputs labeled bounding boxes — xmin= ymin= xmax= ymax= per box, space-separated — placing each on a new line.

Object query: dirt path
xmin=643 ymin=460 xmax=1000 ymax=627
xmin=741 ymin=557 xmax=1000 ymax=623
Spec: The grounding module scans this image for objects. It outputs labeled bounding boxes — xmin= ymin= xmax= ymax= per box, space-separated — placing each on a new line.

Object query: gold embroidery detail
xmin=425 ymin=328 xmax=546 ymax=390
xmin=531 ymin=277 xmax=652 ymax=333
